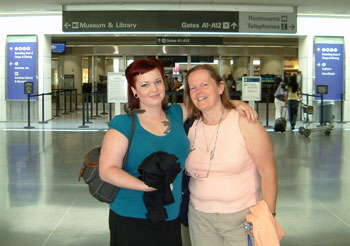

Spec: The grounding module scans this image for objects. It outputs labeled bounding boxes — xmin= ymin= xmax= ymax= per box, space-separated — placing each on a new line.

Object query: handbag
xmin=275 ymin=94 xmax=285 ymax=101
xmin=79 ymin=108 xmax=144 ymax=203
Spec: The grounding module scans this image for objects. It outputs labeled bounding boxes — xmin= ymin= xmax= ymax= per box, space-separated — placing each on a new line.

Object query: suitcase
xmin=274 ymin=117 xmax=287 ymax=132
xmin=274 ymin=107 xmax=287 ymax=132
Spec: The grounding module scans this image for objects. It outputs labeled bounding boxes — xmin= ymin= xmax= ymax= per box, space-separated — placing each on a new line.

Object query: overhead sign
xmin=239 ymin=12 xmax=296 ymax=33
xmin=7 ymin=36 xmax=37 ymax=100
xmin=241 ymin=77 xmax=261 ymax=101
xmin=63 ymin=10 xmax=296 ymax=34
xmin=156 ymin=37 xmax=223 ymax=45
xmin=315 ymin=37 xmax=344 ymax=100
xmin=63 ymin=11 xmax=239 ymax=33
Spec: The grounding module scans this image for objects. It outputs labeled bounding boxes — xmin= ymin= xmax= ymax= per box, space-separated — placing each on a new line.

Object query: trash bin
xmin=318 ymin=101 xmax=334 ymax=123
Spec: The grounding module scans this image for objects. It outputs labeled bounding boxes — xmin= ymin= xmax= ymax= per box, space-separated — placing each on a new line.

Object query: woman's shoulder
xmin=167 ymin=104 xmax=183 ymax=117
xmin=109 ymin=114 xmax=132 ymax=130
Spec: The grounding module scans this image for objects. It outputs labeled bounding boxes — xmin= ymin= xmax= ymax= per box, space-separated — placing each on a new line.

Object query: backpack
xmin=78 ymin=108 xmax=144 ymax=203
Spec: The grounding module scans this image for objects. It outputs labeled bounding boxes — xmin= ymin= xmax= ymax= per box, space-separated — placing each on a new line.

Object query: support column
xmin=298 ymin=36 xmax=314 ymax=97
xmin=37 ymin=34 xmax=52 ymax=121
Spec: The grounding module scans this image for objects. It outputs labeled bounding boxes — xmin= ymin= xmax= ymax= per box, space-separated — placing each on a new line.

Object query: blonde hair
xmin=184 ymin=64 xmax=233 ymax=119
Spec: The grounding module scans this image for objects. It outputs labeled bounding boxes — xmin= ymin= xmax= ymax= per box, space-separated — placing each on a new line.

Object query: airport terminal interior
xmin=1 ymin=0 xmax=350 ymax=246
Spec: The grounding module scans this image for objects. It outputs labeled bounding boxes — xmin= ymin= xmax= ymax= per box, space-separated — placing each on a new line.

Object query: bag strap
xmin=122 ymin=107 xmax=145 ymax=169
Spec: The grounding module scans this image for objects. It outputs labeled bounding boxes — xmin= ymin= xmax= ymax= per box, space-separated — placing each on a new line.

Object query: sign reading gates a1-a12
xmin=315 ymin=37 xmax=344 ymax=100
xmin=7 ymin=39 xmax=37 ymax=100
xmin=62 ymin=10 xmax=296 ymax=34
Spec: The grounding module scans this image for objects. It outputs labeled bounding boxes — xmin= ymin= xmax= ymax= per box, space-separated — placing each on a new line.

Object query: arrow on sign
xmin=289 ymin=24 xmax=295 ymax=30
xmin=231 ymin=22 xmax=238 ymax=29
xmin=317 ymin=63 xmax=321 ymax=67
xmin=64 ymin=22 xmax=71 ymax=29
xmin=317 ymin=48 xmax=321 ymax=52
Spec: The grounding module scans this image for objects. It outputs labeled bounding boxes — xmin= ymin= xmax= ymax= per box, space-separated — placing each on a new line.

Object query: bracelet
xmin=272 ymin=212 xmax=276 ymax=217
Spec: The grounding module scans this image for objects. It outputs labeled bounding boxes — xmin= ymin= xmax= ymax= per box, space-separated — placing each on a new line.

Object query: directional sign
xmin=315 ymin=37 xmax=344 ymax=100
xmin=239 ymin=12 xmax=297 ymax=33
xmin=156 ymin=37 xmax=223 ymax=45
xmin=63 ymin=11 xmax=239 ymax=33
xmin=63 ymin=10 xmax=296 ymax=34
xmin=7 ymin=36 xmax=37 ymax=100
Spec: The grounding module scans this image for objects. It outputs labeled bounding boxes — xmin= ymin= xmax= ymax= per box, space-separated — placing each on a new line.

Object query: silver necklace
xmin=191 ymin=108 xmax=226 ymax=160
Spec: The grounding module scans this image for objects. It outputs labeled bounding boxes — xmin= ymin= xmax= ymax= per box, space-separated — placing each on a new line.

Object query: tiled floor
xmin=0 ymin=108 xmax=349 ymax=246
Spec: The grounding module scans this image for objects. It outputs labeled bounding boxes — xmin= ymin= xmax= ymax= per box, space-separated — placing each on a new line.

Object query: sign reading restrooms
xmin=62 ymin=10 xmax=297 ymax=34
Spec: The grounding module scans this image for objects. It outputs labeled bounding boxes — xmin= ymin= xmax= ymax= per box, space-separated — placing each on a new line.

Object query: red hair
xmin=125 ymin=58 xmax=167 ymax=110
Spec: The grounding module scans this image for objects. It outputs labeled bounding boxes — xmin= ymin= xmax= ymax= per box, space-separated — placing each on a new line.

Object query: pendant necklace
xmin=202 ymin=108 xmax=226 ymax=160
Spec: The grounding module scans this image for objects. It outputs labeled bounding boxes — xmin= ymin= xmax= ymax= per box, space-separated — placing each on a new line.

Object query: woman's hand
xmin=233 ymin=100 xmax=258 ymax=123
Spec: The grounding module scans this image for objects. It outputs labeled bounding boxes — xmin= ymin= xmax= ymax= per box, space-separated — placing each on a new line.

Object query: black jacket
xmin=138 ymin=151 xmax=181 ymax=223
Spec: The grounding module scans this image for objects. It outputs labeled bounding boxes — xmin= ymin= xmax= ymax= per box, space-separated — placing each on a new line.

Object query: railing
xmin=24 ymin=90 xmax=112 ymax=129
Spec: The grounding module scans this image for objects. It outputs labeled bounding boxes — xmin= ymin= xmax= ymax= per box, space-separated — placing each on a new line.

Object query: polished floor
xmin=0 ymin=108 xmax=350 ymax=246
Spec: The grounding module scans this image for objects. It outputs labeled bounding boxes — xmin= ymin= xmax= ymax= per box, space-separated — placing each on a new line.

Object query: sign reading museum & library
xmin=63 ymin=10 xmax=296 ymax=34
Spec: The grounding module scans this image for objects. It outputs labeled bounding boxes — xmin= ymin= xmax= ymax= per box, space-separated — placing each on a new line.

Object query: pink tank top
xmin=186 ymin=109 xmax=260 ymax=213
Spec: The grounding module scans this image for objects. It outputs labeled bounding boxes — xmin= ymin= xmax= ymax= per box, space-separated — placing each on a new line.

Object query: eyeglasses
xmin=184 ymin=159 xmax=212 ymax=178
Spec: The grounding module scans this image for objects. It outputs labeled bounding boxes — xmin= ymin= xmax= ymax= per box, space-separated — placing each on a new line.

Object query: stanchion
xmin=62 ymin=89 xmax=69 ymax=115
xmin=54 ymin=89 xmax=61 ymax=117
xmin=265 ymin=94 xmax=270 ymax=127
xmin=79 ymin=94 xmax=89 ymax=128
xmin=101 ymin=93 xmax=108 ymax=115
xmin=94 ymin=92 xmax=101 ymax=117
xmin=39 ymin=93 xmax=48 ymax=124
xmin=320 ymin=94 xmax=324 ymax=125
xmin=90 ymin=92 xmax=95 ymax=119
xmin=24 ymin=93 xmax=34 ymax=129
xmin=75 ymin=89 xmax=78 ymax=111
xmin=106 ymin=103 xmax=113 ymax=125
xmin=86 ymin=94 xmax=93 ymax=124
xmin=69 ymin=89 xmax=74 ymax=112
xmin=337 ymin=93 xmax=344 ymax=123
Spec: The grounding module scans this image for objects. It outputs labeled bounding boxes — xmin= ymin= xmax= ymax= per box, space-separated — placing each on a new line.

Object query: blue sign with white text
xmin=315 ymin=43 xmax=344 ymax=100
xmin=7 ymin=41 xmax=37 ymax=100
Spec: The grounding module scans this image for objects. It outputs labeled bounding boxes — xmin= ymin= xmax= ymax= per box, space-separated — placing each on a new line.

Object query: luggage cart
xmin=298 ymin=101 xmax=334 ymax=137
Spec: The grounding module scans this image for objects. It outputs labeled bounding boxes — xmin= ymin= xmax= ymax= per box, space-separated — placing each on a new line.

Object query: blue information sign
xmin=7 ymin=40 xmax=37 ymax=100
xmin=315 ymin=40 xmax=344 ymax=100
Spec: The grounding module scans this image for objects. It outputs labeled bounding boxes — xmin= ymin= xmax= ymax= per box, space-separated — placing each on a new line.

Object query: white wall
xmin=260 ymin=56 xmax=282 ymax=75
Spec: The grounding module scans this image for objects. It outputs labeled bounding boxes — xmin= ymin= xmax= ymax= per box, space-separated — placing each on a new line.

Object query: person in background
xmin=99 ymin=58 xmax=257 ymax=246
xmin=286 ymin=75 xmax=302 ymax=130
xmin=273 ymin=76 xmax=287 ymax=120
xmin=184 ymin=64 xmax=277 ymax=246
xmin=225 ymin=74 xmax=234 ymax=95
xmin=172 ymin=77 xmax=182 ymax=91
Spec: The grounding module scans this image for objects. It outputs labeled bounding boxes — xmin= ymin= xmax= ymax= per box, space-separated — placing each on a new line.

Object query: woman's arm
xmin=239 ymin=117 xmax=278 ymax=215
xmin=179 ymin=103 xmax=189 ymax=123
xmin=179 ymin=100 xmax=258 ymax=123
xmin=99 ymin=129 xmax=155 ymax=192
xmin=231 ymin=100 xmax=258 ymax=122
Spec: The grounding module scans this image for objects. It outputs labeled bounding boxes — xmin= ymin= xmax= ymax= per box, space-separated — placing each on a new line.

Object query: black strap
xmin=121 ymin=107 xmax=145 ymax=169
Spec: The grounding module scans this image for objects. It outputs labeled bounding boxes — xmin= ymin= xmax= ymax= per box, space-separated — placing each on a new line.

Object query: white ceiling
xmin=1 ymin=0 xmax=350 ymax=16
